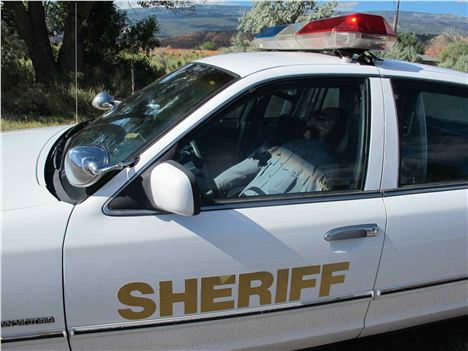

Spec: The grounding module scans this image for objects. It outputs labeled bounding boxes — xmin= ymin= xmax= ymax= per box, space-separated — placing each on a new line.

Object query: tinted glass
xmin=393 ymin=80 xmax=468 ymax=186
xmin=67 ymin=64 xmax=235 ymax=165
xmin=172 ymin=78 xmax=369 ymax=203
xmin=58 ymin=64 xmax=235 ymax=203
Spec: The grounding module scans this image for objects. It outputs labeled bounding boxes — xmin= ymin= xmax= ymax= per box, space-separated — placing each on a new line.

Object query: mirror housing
xmin=64 ymin=145 xmax=136 ymax=187
xmin=148 ymin=161 xmax=200 ymax=216
xmin=92 ymin=91 xmax=120 ymax=111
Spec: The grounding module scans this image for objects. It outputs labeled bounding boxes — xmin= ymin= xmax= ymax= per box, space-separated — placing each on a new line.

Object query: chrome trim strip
xmin=383 ymin=183 xmax=468 ymax=197
xmin=103 ymin=191 xmax=383 ymax=217
xmin=71 ymin=292 xmax=373 ymax=335
xmin=378 ymin=276 xmax=468 ymax=296
xmin=1 ymin=330 xmax=67 ymax=344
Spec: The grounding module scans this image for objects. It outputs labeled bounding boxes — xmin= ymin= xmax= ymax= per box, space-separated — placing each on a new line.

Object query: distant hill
xmin=126 ymin=4 xmax=247 ymax=38
xmin=362 ymin=11 xmax=468 ymax=35
xmin=125 ymin=5 xmax=468 ymax=40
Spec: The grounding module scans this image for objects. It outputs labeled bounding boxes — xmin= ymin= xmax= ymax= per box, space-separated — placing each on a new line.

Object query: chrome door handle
xmin=324 ymin=224 xmax=379 ymax=241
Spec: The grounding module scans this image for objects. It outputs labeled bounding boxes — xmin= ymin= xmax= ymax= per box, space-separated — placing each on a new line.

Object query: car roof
xmin=196 ymin=51 xmax=467 ymax=85
xmin=197 ymin=52 xmax=343 ymax=76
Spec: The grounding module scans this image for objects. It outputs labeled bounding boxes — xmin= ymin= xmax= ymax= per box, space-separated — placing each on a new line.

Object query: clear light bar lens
xmin=253 ymin=13 xmax=396 ymax=51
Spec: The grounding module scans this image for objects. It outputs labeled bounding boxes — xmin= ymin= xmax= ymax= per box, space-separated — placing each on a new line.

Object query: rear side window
xmin=392 ymin=80 xmax=468 ymax=186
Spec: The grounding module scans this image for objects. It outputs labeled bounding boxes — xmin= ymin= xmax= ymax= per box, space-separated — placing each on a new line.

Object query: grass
xmin=150 ymin=47 xmax=218 ymax=73
xmin=1 ymin=115 xmax=77 ymax=132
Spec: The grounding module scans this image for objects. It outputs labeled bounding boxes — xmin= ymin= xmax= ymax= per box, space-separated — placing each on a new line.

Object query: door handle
xmin=324 ymin=224 xmax=379 ymax=241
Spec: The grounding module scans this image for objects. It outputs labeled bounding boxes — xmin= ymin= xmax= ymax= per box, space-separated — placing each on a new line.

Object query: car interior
xmin=394 ymin=81 xmax=468 ymax=186
xmin=175 ymin=78 xmax=368 ymax=199
xmin=108 ymin=79 xmax=369 ymax=211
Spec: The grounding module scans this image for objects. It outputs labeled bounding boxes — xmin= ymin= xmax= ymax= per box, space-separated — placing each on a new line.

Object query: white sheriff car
xmin=2 ymin=14 xmax=467 ymax=350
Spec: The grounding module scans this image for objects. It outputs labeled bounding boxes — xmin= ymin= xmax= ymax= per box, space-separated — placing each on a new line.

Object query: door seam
xmin=61 ymin=205 xmax=76 ymax=351
xmin=358 ymin=196 xmax=389 ymax=338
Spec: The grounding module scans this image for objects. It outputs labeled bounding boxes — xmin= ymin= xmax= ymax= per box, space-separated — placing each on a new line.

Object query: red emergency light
xmin=253 ymin=13 xmax=396 ymax=51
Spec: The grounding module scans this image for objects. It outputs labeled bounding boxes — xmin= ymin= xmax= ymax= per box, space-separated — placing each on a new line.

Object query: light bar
xmin=253 ymin=13 xmax=396 ymax=51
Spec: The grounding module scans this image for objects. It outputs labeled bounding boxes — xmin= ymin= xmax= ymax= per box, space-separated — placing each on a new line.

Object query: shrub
xmin=438 ymin=41 xmax=468 ymax=72
xmin=79 ymin=52 xmax=166 ymax=98
xmin=199 ymin=41 xmax=217 ymax=51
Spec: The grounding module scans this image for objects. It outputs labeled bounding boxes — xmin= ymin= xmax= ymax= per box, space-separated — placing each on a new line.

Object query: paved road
xmin=303 ymin=317 xmax=468 ymax=351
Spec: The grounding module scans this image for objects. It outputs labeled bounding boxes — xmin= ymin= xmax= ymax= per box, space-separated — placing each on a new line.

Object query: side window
xmin=393 ymin=80 xmax=468 ymax=186
xmin=172 ymin=78 xmax=369 ymax=203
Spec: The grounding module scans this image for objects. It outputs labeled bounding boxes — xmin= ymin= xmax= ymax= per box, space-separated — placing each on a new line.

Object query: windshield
xmin=49 ymin=63 xmax=236 ymax=204
xmin=68 ymin=63 xmax=236 ymax=165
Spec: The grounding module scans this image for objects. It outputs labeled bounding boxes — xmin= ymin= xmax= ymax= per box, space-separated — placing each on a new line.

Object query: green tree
xmin=122 ymin=16 xmax=160 ymax=54
xmin=79 ymin=2 xmax=129 ymax=67
xmin=43 ymin=1 xmax=68 ymax=36
xmin=379 ymin=32 xmax=425 ymax=62
xmin=199 ymin=41 xmax=217 ymax=51
xmin=2 ymin=1 xmax=188 ymax=84
xmin=396 ymin=32 xmax=425 ymax=54
xmin=232 ymin=1 xmax=336 ymax=51
xmin=238 ymin=0 xmax=337 ymax=36
xmin=438 ymin=41 xmax=468 ymax=72
xmin=2 ymin=1 xmax=93 ymax=83
xmin=120 ymin=15 xmax=160 ymax=94
xmin=1 ymin=9 xmax=32 ymax=84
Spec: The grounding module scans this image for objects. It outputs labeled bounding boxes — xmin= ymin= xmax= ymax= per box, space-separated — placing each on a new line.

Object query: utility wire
xmin=75 ymin=1 xmax=78 ymax=124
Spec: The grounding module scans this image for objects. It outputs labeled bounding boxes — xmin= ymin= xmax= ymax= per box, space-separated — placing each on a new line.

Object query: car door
xmin=362 ymin=78 xmax=468 ymax=336
xmin=63 ymin=73 xmax=387 ymax=350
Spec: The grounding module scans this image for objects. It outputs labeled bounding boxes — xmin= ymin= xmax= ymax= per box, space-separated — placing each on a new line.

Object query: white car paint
xmin=1 ymin=51 xmax=467 ymax=350
xmin=1 ymin=126 xmax=73 ymax=349
xmin=1 ymin=126 xmax=70 ymax=210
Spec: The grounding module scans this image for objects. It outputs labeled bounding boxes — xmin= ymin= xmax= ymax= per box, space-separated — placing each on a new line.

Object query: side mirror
xmin=92 ymin=92 xmax=120 ymax=111
xmin=147 ymin=161 xmax=200 ymax=216
xmin=64 ymin=145 xmax=135 ymax=187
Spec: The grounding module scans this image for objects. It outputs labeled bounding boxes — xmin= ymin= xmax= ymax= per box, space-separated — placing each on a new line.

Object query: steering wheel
xmin=188 ymin=141 xmax=221 ymax=198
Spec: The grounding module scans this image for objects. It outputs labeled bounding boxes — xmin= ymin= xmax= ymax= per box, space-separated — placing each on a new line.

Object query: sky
xmin=333 ymin=1 xmax=468 ymax=16
xmin=116 ymin=0 xmax=468 ymax=17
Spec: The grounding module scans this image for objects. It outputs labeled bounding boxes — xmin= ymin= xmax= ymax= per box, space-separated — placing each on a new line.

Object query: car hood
xmin=1 ymin=125 xmax=72 ymax=211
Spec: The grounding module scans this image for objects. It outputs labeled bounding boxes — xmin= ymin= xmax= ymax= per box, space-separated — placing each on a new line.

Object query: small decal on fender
xmin=1 ymin=316 xmax=55 ymax=328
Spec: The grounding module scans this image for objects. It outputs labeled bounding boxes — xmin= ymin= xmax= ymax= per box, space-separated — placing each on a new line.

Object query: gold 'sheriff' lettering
xmin=238 ymin=271 xmax=274 ymax=307
xmin=160 ymin=279 xmax=197 ymax=317
xmin=274 ymin=269 xmax=289 ymax=303
xmin=201 ymin=275 xmax=236 ymax=312
xmin=117 ymin=262 xmax=350 ymax=320
xmin=320 ymin=261 xmax=350 ymax=297
xmin=117 ymin=282 xmax=156 ymax=320
xmin=290 ymin=265 xmax=320 ymax=301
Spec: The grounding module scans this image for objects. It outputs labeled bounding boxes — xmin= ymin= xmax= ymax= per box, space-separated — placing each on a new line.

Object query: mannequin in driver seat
xmin=214 ymin=109 xmax=341 ymax=197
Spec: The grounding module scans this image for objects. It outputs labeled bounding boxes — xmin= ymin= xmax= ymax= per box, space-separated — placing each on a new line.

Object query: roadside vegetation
xmin=1 ymin=1 xmax=190 ymax=131
xmin=1 ymin=0 xmax=467 ymax=132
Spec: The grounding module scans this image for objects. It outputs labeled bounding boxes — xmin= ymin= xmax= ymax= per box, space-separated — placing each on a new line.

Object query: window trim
xmin=104 ymin=190 xmax=382 ymax=217
xmin=384 ymin=182 xmax=468 ymax=197
xmin=103 ymin=75 xmax=374 ymax=216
